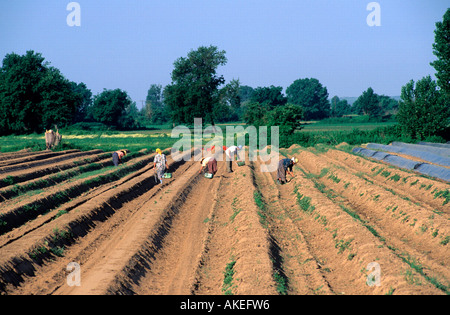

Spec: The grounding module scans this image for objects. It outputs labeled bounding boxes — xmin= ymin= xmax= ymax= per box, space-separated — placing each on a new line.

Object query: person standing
xmin=225 ymin=145 xmax=242 ymax=173
xmin=154 ymin=148 xmax=169 ymax=185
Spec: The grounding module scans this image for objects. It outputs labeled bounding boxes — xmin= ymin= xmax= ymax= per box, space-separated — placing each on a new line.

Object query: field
xmin=0 ymin=140 xmax=448 ymax=295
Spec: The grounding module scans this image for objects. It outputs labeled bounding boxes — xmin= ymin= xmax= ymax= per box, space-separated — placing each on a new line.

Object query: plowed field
xmin=0 ymin=145 xmax=448 ymax=295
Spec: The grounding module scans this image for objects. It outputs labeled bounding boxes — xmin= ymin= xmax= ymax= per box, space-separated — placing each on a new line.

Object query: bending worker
xmin=154 ymin=148 xmax=169 ymax=185
xmin=199 ymin=156 xmax=218 ymax=176
xmin=112 ymin=149 xmax=127 ymax=166
xmin=277 ymin=157 xmax=298 ymax=185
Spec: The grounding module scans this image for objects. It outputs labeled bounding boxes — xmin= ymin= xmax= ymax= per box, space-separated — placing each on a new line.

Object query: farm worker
xmin=45 ymin=130 xmax=56 ymax=150
xmin=277 ymin=157 xmax=298 ymax=185
xmin=112 ymin=149 xmax=127 ymax=166
xmin=154 ymin=148 xmax=169 ymax=185
xmin=54 ymin=130 xmax=62 ymax=148
xmin=199 ymin=156 xmax=218 ymax=175
xmin=225 ymin=145 xmax=243 ymax=173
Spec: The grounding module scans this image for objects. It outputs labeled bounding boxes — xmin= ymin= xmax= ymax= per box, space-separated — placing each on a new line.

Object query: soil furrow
xmin=0 ymin=151 xmax=190 ymax=295
xmin=192 ymin=160 xmax=277 ymax=295
xmin=250 ymin=158 xmax=333 ymax=295
xmin=0 ymin=150 xmax=111 ymax=190
xmin=295 ymin=149 xmax=449 ymax=294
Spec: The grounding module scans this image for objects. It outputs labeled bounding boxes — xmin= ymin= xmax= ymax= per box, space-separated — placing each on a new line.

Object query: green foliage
xmin=164 ymin=45 xmax=227 ymax=126
xmin=144 ymin=84 xmax=169 ymax=124
xmin=397 ymin=76 xmax=449 ymax=140
xmin=216 ymin=79 xmax=241 ymax=122
xmin=267 ymin=103 xmax=303 ymax=137
xmin=286 ymin=78 xmax=330 ymax=120
xmin=0 ymin=50 xmax=82 ymax=135
xmin=353 ymin=87 xmax=383 ymax=118
xmin=222 ymin=259 xmax=237 ymax=295
xmin=250 ymin=85 xmax=287 ymax=109
xmin=430 ymin=9 xmax=450 ymax=97
xmin=330 ymin=96 xmax=351 ymax=118
xmin=91 ymin=88 xmax=138 ymax=129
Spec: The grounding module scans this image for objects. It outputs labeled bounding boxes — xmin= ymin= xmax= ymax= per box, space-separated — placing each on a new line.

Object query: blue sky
xmin=1 ymin=1 xmax=448 ymax=107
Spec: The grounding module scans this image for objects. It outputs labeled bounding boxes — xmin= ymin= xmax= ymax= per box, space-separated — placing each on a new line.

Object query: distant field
xmin=0 ymin=121 xmax=398 ymax=153
xmin=300 ymin=121 xmax=397 ymax=132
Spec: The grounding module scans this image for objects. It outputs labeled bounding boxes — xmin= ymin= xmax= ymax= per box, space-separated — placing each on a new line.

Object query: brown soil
xmin=0 ymin=146 xmax=448 ymax=295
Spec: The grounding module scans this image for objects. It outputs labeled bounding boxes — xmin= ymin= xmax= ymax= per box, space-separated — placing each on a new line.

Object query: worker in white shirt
xmin=225 ymin=145 xmax=242 ymax=173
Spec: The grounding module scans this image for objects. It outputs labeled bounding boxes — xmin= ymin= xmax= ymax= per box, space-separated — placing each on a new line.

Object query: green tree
xmin=243 ymin=101 xmax=266 ymax=127
xmin=397 ymin=76 xmax=449 ymax=139
xmin=91 ymin=89 xmax=132 ymax=128
xmin=286 ymin=78 xmax=330 ymax=120
xmin=378 ymin=95 xmax=399 ymax=113
xmin=118 ymin=101 xmax=142 ymax=130
xmin=144 ymin=84 xmax=168 ymax=124
xmin=250 ymin=85 xmax=287 ymax=110
xmin=330 ymin=96 xmax=351 ymax=117
xmin=164 ymin=45 xmax=227 ymax=126
xmin=238 ymin=85 xmax=254 ymax=103
xmin=216 ymin=79 xmax=241 ymax=122
xmin=0 ymin=50 xmax=81 ymax=135
xmin=430 ymin=9 xmax=450 ymax=97
xmin=266 ymin=103 xmax=303 ymax=136
xmin=353 ymin=87 xmax=383 ymax=118
xmin=70 ymin=82 xmax=92 ymax=123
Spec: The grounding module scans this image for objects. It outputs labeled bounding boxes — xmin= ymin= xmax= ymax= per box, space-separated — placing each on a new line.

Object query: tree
xmin=353 ymin=87 xmax=383 ymax=118
xmin=378 ymin=95 xmax=399 ymax=113
xmin=238 ymin=85 xmax=254 ymax=103
xmin=70 ymin=82 xmax=92 ymax=123
xmin=0 ymin=50 xmax=81 ymax=135
xmin=144 ymin=84 xmax=168 ymax=124
xmin=118 ymin=101 xmax=142 ymax=130
xmin=243 ymin=101 xmax=266 ymax=127
xmin=164 ymin=46 xmax=227 ymax=126
xmin=397 ymin=76 xmax=449 ymax=139
xmin=286 ymin=78 xmax=330 ymax=120
xmin=266 ymin=103 xmax=303 ymax=136
xmin=430 ymin=8 xmax=450 ymax=97
xmin=330 ymin=96 xmax=351 ymax=117
xmin=215 ymin=79 xmax=241 ymax=122
xmin=91 ymin=89 xmax=132 ymax=128
xmin=250 ymin=85 xmax=287 ymax=110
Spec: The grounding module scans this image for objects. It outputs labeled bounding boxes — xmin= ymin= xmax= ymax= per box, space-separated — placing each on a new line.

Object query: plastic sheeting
xmin=352 ymin=147 xmax=450 ymax=182
xmin=383 ymin=155 xmax=422 ymax=170
xmin=391 ymin=142 xmax=450 ymax=158
xmin=415 ymin=163 xmax=450 ymax=182
xmin=417 ymin=142 xmax=450 ymax=149
xmin=366 ymin=143 xmax=450 ymax=167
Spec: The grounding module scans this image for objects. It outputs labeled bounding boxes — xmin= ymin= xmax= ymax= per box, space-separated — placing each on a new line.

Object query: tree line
xmin=0 ymin=9 xmax=448 ymax=141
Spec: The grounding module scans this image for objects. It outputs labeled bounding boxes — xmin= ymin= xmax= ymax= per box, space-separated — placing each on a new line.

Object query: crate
xmin=163 ymin=173 xmax=172 ymax=179
xmin=204 ymin=172 xmax=214 ymax=179
xmin=237 ymin=161 xmax=246 ymax=167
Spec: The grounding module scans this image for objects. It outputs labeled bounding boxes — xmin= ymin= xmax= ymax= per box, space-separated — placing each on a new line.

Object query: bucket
xmin=163 ymin=173 xmax=172 ymax=179
xmin=204 ymin=172 xmax=214 ymax=179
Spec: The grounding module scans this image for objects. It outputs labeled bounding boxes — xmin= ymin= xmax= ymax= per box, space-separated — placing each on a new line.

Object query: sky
xmin=0 ymin=1 xmax=448 ymax=108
